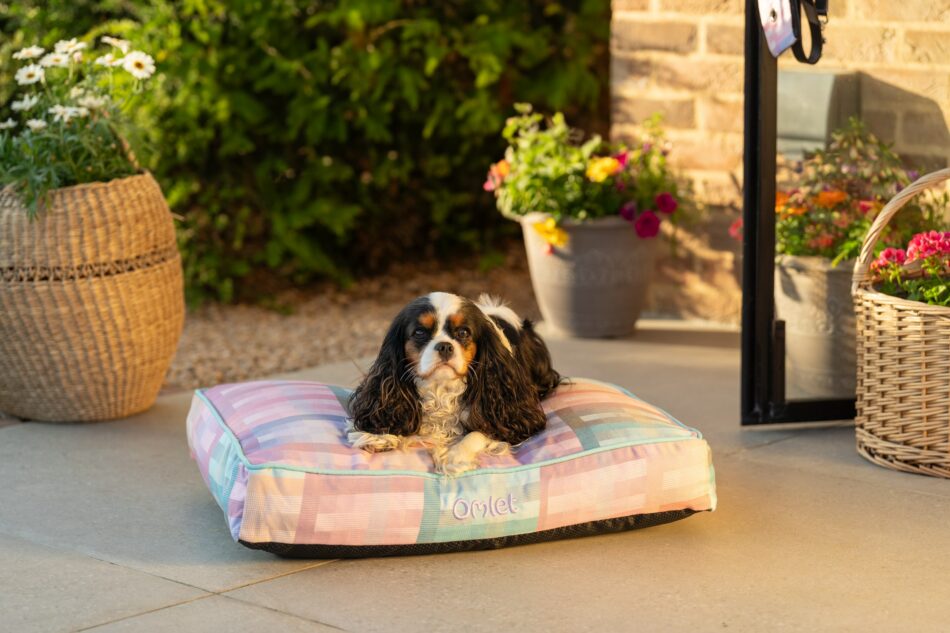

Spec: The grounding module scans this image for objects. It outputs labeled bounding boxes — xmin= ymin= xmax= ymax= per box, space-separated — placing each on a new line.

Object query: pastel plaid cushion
xmin=187 ymin=378 xmax=716 ymax=557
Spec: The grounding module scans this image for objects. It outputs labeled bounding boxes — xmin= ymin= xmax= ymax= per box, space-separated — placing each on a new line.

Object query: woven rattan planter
xmin=851 ymin=167 xmax=950 ymax=478
xmin=0 ymin=173 xmax=184 ymax=422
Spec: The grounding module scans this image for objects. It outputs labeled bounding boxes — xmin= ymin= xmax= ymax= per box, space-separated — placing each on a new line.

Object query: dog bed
xmin=187 ymin=378 xmax=716 ymax=557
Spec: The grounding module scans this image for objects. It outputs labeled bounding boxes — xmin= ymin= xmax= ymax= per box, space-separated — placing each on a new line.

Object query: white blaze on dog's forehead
xmin=427 ymin=292 xmax=462 ymax=329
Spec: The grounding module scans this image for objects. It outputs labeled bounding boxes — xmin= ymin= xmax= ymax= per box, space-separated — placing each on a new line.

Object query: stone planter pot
xmin=0 ymin=173 xmax=185 ymax=422
xmin=520 ymin=212 xmax=658 ymax=338
xmin=774 ymin=255 xmax=856 ymax=400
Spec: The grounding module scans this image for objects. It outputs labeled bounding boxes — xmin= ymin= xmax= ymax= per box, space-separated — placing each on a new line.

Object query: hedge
xmin=1 ymin=1 xmax=609 ymax=302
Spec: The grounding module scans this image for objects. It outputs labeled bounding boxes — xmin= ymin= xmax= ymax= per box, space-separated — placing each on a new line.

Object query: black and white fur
xmin=347 ymin=292 xmax=561 ymax=475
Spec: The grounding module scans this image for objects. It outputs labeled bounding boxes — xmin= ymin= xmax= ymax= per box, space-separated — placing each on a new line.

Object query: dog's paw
xmin=435 ymin=445 xmax=479 ymax=477
xmin=348 ymin=430 xmax=401 ymax=453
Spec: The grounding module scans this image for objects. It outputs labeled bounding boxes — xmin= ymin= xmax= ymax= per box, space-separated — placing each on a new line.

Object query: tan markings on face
xmin=404 ymin=340 xmax=421 ymax=366
xmin=419 ymin=313 xmax=436 ymax=329
xmin=448 ymin=313 xmax=464 ymax=328
xmin=460 ymin=341 xmax=477 ymax=373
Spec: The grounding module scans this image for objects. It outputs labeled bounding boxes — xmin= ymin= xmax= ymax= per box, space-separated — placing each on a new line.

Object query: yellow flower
xmin=586 ymin=157 xmax=621 ymax=183
xmin=532 ymin=217 xmax=568 ymax=248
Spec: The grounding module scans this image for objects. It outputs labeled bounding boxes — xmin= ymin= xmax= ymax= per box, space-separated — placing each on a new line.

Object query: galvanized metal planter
xmin=520 ymin=212 xmax=658 ymax=338
xmin=774 ymin=255 xmax=856 ymax=401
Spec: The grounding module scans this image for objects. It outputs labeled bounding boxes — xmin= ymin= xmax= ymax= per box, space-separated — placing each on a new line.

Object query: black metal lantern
xmin=739 ymin=0 xmax=854 ymax=425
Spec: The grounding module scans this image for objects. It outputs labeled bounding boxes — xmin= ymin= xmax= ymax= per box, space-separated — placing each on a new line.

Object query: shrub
xmin=1 ymin=1 xmax=609 ymax=302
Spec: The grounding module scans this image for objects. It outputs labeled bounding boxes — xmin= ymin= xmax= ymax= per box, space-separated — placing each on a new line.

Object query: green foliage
xmin=776 ymin=118 xmax=943 ymax=263
xmin=491 ymin=106 xmax=689 ymax=239
xmin=0 ymin=37 xmax=148 ymax=214
xmin=1 ymin=0 xmax=610 ymax=303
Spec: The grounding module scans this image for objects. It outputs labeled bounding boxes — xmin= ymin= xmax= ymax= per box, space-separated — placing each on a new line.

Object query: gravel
xmin=163 ymin=245 xmax=540 ymax=392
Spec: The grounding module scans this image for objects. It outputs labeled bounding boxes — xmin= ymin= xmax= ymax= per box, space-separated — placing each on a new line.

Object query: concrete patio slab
xmin=0 ymin=533 xmax=206 ymax=633
xmin=84 ymin=595 xmax=340 ymax=632
xmin=3 ymin=320 xmax=950 ymax=632
xmin=224 ymin=456 xmax=950 ymax=632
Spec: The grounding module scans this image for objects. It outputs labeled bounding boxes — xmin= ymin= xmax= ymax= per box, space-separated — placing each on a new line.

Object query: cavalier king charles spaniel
xmin=347 ymin=292 xmax=561 ymax=475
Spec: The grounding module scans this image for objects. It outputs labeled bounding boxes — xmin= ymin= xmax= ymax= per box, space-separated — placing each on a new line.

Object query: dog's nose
xmin=434 ymin=342 xmax=454 ymax=360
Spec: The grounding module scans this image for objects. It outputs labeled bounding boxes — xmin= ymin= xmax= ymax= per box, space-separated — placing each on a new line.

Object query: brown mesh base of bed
xmin=239 ymin=509 xmax=698 ymax=559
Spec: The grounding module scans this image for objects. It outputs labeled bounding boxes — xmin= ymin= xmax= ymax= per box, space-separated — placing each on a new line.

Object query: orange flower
xmin=775 ymin=191 xmax=790 ymax=210
xmin=815 ymin=189 xmax=848 ymax=208
xmin=495 ymin=159 xmax=510 ymax=178
xmin=782 ymin=205 xmax=808 ymax=217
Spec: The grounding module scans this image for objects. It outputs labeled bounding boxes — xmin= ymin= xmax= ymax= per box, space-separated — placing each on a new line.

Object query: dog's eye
xmin=412 ymin=327 xmax=428 ymax=339
xmin=456 ymin=327 xmax=471 ymax=340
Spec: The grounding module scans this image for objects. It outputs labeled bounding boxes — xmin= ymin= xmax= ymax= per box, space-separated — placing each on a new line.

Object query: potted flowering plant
xmin=769 ymin=119 xmax=943 ymax=399
xmin=0 ymin=36 xmax=184 ymax=422
xmin=486 ymin=104 xmax=687 ymax=337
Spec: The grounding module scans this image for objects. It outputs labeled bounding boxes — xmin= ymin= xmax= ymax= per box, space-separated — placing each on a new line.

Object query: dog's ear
xmin=348 ymin=311 xmax=421 ymax=435
xmin=463 ymin=315 xmax=546 ymax=445
xmin=517 ymin=319 xmax=562 ymax=400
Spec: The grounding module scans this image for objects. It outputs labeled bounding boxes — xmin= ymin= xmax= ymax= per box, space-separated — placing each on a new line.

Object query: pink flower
xmin=729 ymin=217 xmax=743 ymax=241
xmin=906 ymin=231 xmax=950 ymax=263
xmin=872 ymin=247 xmax=906 ymax=271
xmin=619 ymin=200 xmax=638 ymax=222
xmin=858 ymin=200 xmax=877 ymax=214
xmin=614 ymin=151 xmax=629 ymax=168
xmin=655 ymin=192 xmax=677 ymax=214
xmin=633 ymin=210 xmax=660 ymax=238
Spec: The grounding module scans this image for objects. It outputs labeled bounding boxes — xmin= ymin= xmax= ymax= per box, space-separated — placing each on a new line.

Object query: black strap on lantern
xmin=791 ymin=0 xmax=828 ymax=64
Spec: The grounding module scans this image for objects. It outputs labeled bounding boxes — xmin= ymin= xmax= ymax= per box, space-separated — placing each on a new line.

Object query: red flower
xmin=655 ymin=192 xmax=678 ymax=214
xmin=619 ymin=200 xmax=638 ymax=222
xmin=633 ymin=210 xmax=660 ymax=238
xmin=729 ymin=217 xmax=743 ymax=241
xmin=614 ymin=151 xmax=629 ymax=168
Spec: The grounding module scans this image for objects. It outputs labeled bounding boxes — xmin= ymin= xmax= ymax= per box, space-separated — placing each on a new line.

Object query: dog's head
xmin=348 ymin=292 xmax=548 ymax=444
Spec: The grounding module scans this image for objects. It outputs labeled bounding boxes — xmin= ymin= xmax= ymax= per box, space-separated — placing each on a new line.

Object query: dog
xmin=347 ymin=292 xmax=561 ymax=475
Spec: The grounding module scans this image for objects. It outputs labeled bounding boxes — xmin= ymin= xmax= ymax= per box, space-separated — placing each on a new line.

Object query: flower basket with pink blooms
xmin=483 ymin=104 xmax=693 ymax=338
xmin=851 ymin=167 xmax=950 ymax=479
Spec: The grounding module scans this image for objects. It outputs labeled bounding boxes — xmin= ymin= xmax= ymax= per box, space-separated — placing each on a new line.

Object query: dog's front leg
xmin=436 ymin=431 xmax=510 ymax=476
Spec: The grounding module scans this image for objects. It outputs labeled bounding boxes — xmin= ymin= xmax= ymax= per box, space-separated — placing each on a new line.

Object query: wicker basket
xmin=851 ymin=167 xmax=950 ymax=478
xmin=0 ymin=173 xmax=184 ymax=422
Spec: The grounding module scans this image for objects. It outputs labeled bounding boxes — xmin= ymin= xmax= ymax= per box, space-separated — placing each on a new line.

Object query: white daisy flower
xmin=70 ymin=86 xmax=85 ymax=98
xmin=26 ymin=119 xmax=47 ymax=132
xmin=72 ymin=51 xmax=84 ymax=64
xmin=77 ymin=94 xmax=108 ymax=109
xmin=54 ymin=38 xmax=87 ymax=54
xmin=101 ymin=36 xmax=131 ymax=54
xmin=11 ymin=94 xmax=40 ymax=112
xmin=12 ymin=45 xmax=45 ymax=60
xmin=0 ymin=118 xmax=16 ymax=130
xmin=49 ymin=105 xmax=89 ymax=123
xmin=121 ymin=51 xmax=155 ymax=80
xmin=40 ymin=53 xmax=69 ymax=68
xmin=94 ymin=53 xmax=116 ymax=67
xmin=14 ymin=64 xmax=44 ymax=85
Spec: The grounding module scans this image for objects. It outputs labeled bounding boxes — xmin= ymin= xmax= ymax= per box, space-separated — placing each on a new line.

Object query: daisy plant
xmin=486 ymin=104 xmax=687 ymax=254
xmin=0 ymin=36 xmax=156 ymax=215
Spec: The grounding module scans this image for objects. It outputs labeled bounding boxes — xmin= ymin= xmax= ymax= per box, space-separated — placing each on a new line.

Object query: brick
xmin=664 ymin=130 xmax=744 ymax=171
xmin=702 ymin=97 xmax=744 ymax=133
xmin=613 ymin=53 xmax=744 ymax=94
xmin=861 ymin=110 xmax=898 ymax=144
xmin=705 ymin=22 xmax=745 ymax=56
xmin=851 ymin=0 xmax=950 ymax=21
xmin=613 ymin=95 xmax=697 ymax=128
xmin=822 ymin=25 xmax=901 ymax=64
xmin=901 ymin=110 xmax=950 ymax=146
xmin=612 ymin=0 xmax=650 ymax=10
xmin=905 ymin=30 xmax=950 ymax=65
xmin=861 ymin=70 xmax=950 ymax=108
xmin=613 ymin=19 xmax=698 ymax=54
xmin=660 ymin=0 xmax=742 ymax=14
xmin=901 ymin=154 xmax=949 ymax=172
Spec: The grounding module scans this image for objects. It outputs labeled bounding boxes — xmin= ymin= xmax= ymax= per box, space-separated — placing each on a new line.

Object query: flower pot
xmin=774 ymin=255 xmax=856 ymax=400
xmin=0 ymin=173 xmax=185 ymax=422
xmin=520 ymin=212 xmax=658 ymax=338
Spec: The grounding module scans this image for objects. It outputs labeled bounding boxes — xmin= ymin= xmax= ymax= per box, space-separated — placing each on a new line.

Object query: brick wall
xmin=613 ymin=0 xmax=950 ymax=323
xmin=612 ymin=0 xmax=950 ymax=206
